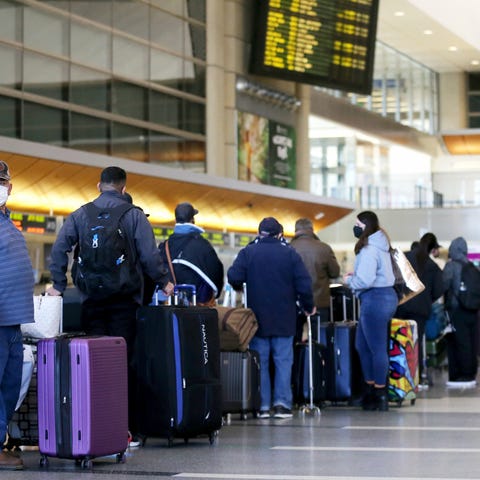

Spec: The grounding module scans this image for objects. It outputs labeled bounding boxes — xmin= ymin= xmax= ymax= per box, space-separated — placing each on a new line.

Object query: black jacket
xmin=159 ymin=228 xmax=224 ymax=302
xmin=395 ymin=249 xmax=443 ymax=321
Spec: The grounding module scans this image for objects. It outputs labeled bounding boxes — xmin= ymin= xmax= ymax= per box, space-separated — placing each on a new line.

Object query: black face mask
xmin=353 ymin=226 xmax=363 ymax=238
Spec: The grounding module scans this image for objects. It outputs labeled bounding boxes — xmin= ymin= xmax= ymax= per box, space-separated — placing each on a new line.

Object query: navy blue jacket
xmin=227 ymin=236 xmax=314 ymax=337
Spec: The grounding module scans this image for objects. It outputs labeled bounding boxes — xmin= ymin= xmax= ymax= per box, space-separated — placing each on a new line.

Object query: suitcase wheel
xmin=167 ymin=437 xmax=174 ymax=447
xmin=209 ymin=430 xmax=219 ymax=446
xmin=80 ymin=458 xmax=93 ymax=469
xmin=39 ymin=455 xmax=49 ymax=468
xmin=116 ymin=452 xmax=126 ymax=464
xmin=410 ymin=399 xmax=416 ymax=406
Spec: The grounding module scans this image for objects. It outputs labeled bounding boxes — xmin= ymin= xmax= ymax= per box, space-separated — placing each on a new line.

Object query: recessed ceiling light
xmin=448 ymin=46 xmax=458 ymax=52
xmin=423 ymin=29 xmax=433 ymax=35
xmin=394 ymin=11 xmax=405 ymax=16
xmin=472 ymin=60 xmax=480 ymax=66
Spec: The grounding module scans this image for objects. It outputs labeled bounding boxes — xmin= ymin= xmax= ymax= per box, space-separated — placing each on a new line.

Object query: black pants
xmin=81 ymin=296 xmax=139 ymax=433
xmin=447 ymin=307 xmax=479 ymax=381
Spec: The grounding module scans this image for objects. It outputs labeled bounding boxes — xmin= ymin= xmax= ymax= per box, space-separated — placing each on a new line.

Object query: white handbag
xmin=21 ymin=295 xmax=63 ymax=339
xmin=390 ymin=247 xmax=425 ymax=306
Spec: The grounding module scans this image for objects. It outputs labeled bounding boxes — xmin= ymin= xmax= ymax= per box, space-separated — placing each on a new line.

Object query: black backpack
xmin=72 ymin=202 xmax=141 ymax=300
xmin=457 ymin=261 xmax=480 ymax=311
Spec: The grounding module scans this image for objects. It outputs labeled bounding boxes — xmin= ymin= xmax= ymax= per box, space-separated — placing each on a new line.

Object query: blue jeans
xmin=249 ymin=335 xmax=294 ymax=410
xmin=0 ymin=325 xmax=23 ymax=444
xmin=356 ymin=287 xmax=397 ymax=385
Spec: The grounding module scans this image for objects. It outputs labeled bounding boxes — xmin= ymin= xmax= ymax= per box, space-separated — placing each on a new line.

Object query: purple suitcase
xmin=37 ymin=335 xmax=128 ymax=468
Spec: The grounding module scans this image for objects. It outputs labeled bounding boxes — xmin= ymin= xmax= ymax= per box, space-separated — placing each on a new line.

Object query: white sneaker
xmin=446 ymin=380 xmax=477 ymax=389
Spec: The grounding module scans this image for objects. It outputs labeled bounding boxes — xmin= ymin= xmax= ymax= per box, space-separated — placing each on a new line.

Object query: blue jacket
xmin=0 ymin=209 xmax=34 ymax=325
xmin=49 ymin=191 xmax=170 ymax=304
xmin=227 ymin=236 xmax=314 ymax=337
xmin=346 ymin=230 xmax=395 ymax=294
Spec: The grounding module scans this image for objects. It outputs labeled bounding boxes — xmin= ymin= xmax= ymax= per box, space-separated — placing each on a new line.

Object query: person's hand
xmin=162 ymin=281 xmax=175 ymax=296
xmin=304 ymin=306 xmax=317 ymax=317
xmin=45 ymin=286 xmax=62 ymax=296
xmin=343 ymin=272 xmax=353 ymax=284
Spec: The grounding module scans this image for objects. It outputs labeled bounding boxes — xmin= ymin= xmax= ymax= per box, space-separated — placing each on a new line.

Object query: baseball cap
xmin=175 ymin=202 xmax=198 ymax=223
xmin=0 ymin=161 xmax=11 ymax=181
xmin=258 ymin=217 xmax=283 ymax=236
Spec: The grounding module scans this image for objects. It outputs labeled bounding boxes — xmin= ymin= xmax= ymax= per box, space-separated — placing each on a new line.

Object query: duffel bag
xmin=215 ymin=306 xmax=258 ymax=352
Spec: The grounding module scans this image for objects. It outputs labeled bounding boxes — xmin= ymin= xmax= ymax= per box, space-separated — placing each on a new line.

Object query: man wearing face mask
xmin=0 ymin=161 xmax=34 ymax=469
xmin=343 ymin=211 xmax=397 ymax=411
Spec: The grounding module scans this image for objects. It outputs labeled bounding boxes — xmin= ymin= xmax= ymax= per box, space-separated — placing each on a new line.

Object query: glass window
xmin=0 ymin=95 xmax=19 ymax=138
xmin=0 ymin=44 xmax=21 ymax=88
xmin=113 ymin=36 xmax=148 ymax=80
xmin=149 ymin=132 xmax=205 ymax=169
xmin=183 ymin=62 xmax=205 ymax=97
xmin=188 ymin=23 xmax=206 ymax=61
xmin=23 ymin=52 xmax=69 ymax=101
xmin=469 ymin=73 xmax=480 ymax=92
xmin=0 ymin=0 xmax=22 ymax=42
xmin=112 ymin=80 xmax=147 ymax=121
xmin=111 ymin=122 xmax=148 ymax=162
xmin=113 ymin=1 xmax=149 ymax=41
xmin=150 ymin=90 xmax=180 ymax=129
xmin=150 ymin=9 xmax=187 ymax=55
xmin=70 ymin=65 xmax=110 ymax=111
xmin=150 ymin=1 xmax=184 ymax=16
xmin=70 ymin=112 xmax=109 ymax=155
xmin=150 ymin=48 xmax=186 ymax=90
xmin=24 ymin=7 xmax=69 ymax=57
xmin=71 ymin=0 xmax=112 ymax=27
xmin=71 ymin=21 xmax=111 ymax=70
xmin=187 ymin=0 xmax=206 ymax=23
xmin=183 ymin=101 xmax=205 ymax=134
xmin=23 ymin=102 xmax=67 ymax=145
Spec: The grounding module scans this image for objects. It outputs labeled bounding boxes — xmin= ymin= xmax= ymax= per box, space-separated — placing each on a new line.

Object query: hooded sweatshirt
xmin=346 ymin=229 xmax=395 ymax=295
xmin=443 ymin=236 xmax=468 ymax=310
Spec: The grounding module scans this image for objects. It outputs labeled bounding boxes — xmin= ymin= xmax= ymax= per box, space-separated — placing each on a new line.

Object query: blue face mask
xmin=353 ymin=225 xmax=363 ymax=238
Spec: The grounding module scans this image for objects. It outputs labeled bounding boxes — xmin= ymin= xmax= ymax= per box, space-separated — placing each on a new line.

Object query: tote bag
xmin=21 ymin=295 xmax=63 ymax=339
xmin=390 ymin=247 xmax=425 ymax=306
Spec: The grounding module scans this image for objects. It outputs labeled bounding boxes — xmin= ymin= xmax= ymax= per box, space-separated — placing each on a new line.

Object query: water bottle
xmin=460 ymin=281 xmax=467 ymax=292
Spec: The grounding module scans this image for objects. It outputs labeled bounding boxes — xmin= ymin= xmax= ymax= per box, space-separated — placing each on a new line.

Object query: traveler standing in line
xmin=443 ymin=236 xmax=479 ymax=387
xmin=0 ymin=161 xmax=34 ymax=470
xmin=343 ymin=211 xmax=397 ymax=411
xmin=227 ymin=217 xmax=315 ymax=419
xmin=158 ymin=202 xmax=224 ymax=306
xmin=395 ymin=233 xmax=444 ymax=388
xmin=47 ymin=166 xmax=174 ymax=446
xmin=290 ymin=217 xmax=340 ymax=339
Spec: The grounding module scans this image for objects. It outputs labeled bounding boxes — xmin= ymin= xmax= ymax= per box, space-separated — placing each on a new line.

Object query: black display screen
xmin=249 ymin=0 xmax=379 ymax=95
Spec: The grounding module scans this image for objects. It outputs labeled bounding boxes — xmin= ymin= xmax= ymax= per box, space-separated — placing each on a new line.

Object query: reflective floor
xmin=5 ymin=366 xmax=480 ymax=480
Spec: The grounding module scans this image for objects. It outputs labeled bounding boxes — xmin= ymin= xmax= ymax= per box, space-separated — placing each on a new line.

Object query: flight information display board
xmin=250 ymin=0 xmax=379 ymax=94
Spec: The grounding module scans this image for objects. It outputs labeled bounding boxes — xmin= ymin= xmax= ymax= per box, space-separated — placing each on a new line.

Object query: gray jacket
xmin=346 ymin=229 xmax=395 ymax=294
xmin=443 ymin=236 xmax=468 ymax=310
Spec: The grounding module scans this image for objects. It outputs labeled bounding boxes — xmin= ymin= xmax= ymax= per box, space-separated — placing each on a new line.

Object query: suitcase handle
xmin=174 ymin=284 xmax=197 ymax=306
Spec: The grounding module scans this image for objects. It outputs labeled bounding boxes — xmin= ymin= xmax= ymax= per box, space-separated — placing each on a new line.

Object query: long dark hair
xmin=354 ymin=210 xmax=380 ymax=255
xmin=414 ymin=232 xmax=437 ymax=275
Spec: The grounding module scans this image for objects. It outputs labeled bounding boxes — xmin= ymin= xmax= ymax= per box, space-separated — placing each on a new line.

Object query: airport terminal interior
xmin=3 ymin=0 xmax=480 ymax=479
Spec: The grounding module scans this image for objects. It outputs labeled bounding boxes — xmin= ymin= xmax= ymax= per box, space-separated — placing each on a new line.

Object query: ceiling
xmin=377 ymin=0 xmax=480 ymax=73
xmin=0 ymin=138 xmax=353 ymax=237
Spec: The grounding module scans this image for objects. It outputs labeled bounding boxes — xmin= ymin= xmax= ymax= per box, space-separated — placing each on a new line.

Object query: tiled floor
xmin=5 ymin=366 xmax=480 ymax=480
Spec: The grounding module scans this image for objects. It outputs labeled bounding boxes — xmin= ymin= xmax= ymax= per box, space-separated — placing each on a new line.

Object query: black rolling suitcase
xmin=135 ymin=284 xmax=222 ymax=446
xmin=220 ymin=350 xmax=261 ymax=419
xmin=292 ymin=340 xmax=327 ymax=405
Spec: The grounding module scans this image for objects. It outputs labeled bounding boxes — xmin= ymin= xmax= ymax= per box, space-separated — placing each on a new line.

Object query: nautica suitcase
xmin=220 ymin=350 xmax=261 ymax=419
xmin=135 ymin=285 xmax=222 ymax=446
xmin=388 ymin=318 xmax=419 ymax=406
xmin=37 ymin=335 xmax=128 ymax=468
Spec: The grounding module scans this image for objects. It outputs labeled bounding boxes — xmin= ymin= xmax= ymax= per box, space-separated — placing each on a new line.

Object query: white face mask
xmin=0 ymin=185 xmax=9 ymax=206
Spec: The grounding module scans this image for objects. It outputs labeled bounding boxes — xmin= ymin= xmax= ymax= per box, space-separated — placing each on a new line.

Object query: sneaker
xmin=258 ymin=409 xmax=271 ymax=419
xmin=273 ymin=405 xmax=293 ymax=419
xmin=418 ymin=381 xmax=429 ymax=391
xmin=446 ymin=380 xmax=477 ymax=389
xmin=128 ymin=431 xmax=143 ymax=448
